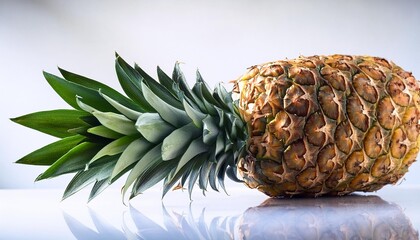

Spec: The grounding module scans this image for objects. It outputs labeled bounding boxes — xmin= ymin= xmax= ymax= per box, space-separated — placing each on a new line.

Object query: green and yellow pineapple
xmin=12 ymin=54 xmax=420 ymax=201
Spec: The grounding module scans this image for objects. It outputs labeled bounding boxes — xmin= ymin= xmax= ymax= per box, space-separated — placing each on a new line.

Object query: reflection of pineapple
xmin=12 ymin=54 xmax=420 ymax=200
xmin=239 ymin=196 xmax=419 ymax=239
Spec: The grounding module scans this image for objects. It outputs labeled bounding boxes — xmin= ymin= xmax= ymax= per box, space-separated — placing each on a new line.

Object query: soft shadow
xmin=63 ymin=195 xmax=418 ymax=240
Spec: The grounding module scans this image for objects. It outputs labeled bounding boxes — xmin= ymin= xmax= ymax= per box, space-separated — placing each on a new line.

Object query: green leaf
xmin=213 ymin=84 xmax=232 ymax=111
xmin=208 ymin=163 xmax=219 ymax=192
xmin=16 ymin=135 xmax=85 ymax=166
xmin=99 ymin=90 xmax=142 ymax=120
xmin=192 ymin=81 xmax=217 ymax=115
xmin=122 ymin=144 xmax=163 ymax=199
xmin=62 ymin=160 xmax=116 ymax=200
xmin=183 ymin=99 xmax=206 ymax=128
xmin=217 ymin=161 xmax=228 ymax=194
xmin=131 ymin=160 xmax=177 ymax=199
xmin=11 ymin=109 xmax=91 ymax=138
xmin=162 ymin=144 xmax=208 ymax=198
xmin=87 ymin=126 xmax=123 ymax=139
xmin=44 ymin=72 xmax=116 ymax=113
xmin=135 ymin=113 xmax=175 ymax=143
xmin=161 ymin=122 xmax=201 ymax=160
xmin=162 ymin=160 xmax=194 ymax=198
xmin=135 ymin=64 xmax=183 ymax=109
xmin=90 ymin=135 xmax=137 ymax=164
xmin=202 ymin=115 xmax=219 ymax=144
xmin=174 ymin=137 xmax=208 ymax=177
xmin=188 ymin=157 xmax=206 ymax=199
xmin=110 ymin=138 xmax=153 ymax=183
xmin=215 ymin=133 xmax=225 ymax=156
xmin=58 ymin=67 xmax=143 ymax=112
xmin=226 ymin=166 xmax=243 ymax=183
xmin=157 ymin=66 xmax=177 ymax=95
xmin=115 ymin=57 xmax=154 ymax=112
xmin=92 ymin=111 xmax=138 ymax=136
xmin=172 ymin=62 xmax=194 ymax=101
xmin=88 ymin=178 xmax=110 ymax=202
xmin=36 ymin=142 xmax=103 ymax=180
xmin=198 ymin=161 xmax=213 ymax=192
xmin=141 ymin=81 xmax=190 ymax=127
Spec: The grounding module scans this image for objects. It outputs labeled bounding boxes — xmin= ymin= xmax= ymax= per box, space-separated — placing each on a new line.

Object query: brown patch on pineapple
xmin=373 ymin=57 xmax=392 ymax=69
xmin=260 ymin=64 xmax=284 ymax=77
xmin=387 ymin=76 xmax=410 ymax=106
xmin=305 ymin=111 xmax=327 ymax=146
xmin=317 ymin=144 xmax=337 ymax=173
xmin=390 ymin=128 xmax=408 ymax=159
xmin=325 ymin=167 xmax=345 ymax=189
xmin=402 ymin=147 xmax=418 ymax=169
xmin=297 ymin=167 xmax=318 ymax=188
xmin=358 ymin=64 xmax=386 ymax=82
xmin=320 ymin=66 xmax=346 ymax=91
xmin=353 ymin=73 xmax=378 ymax=103
xmin=284 ymin=85 xmax=310 ymax=116
xmin=363 ymin=126 xmax=383 ymax=159
xmin=334 ymin=121 xmax=354 ymax=154
xmin=376 ymin=97 xmax=396 ymax=130
xmin=260 ymin=159 xmax=285 ymax=182
xmin=267 ymin=111 xmax=291 ymax=143
xmin=261 ymin=133 xmax=284 ymax=160
xmin=283 ymin=140 xmax=306 ymax=171
xmin=345 ymin=150 xmax=365 ymax=175
xmin=349 ymin=173 xmax=371 ymax=190
xmin=248 ymin=136 xmax=266 ymax=158
xmin=288 ymin=66 xmax=316 ymax=85
xmin=251 ymin=116 xmax=266 ymax=136
xmin=402 ymin=107 xmax=420 ymax=142
xmin=346 ymin=94 xmax=369 ymax=132
xmin=318 ymin=85 xmax=339 ymax=120
xmin=371 ymin=155 xmax=392 ymax=178
xmin=324 ymin=57 xmax=354 ymax=72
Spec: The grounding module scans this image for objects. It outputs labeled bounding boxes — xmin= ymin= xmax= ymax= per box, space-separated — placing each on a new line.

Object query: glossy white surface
xmin=1 ymin=186 xmax=419 ymax=239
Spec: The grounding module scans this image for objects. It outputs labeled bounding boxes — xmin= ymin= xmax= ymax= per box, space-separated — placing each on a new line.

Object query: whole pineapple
xmin=12 ymin=54 xmax=420 ymax=201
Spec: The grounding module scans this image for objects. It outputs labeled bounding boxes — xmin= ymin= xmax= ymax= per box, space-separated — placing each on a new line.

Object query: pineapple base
xmin=238 ymin=151 xmax=417 ymax=198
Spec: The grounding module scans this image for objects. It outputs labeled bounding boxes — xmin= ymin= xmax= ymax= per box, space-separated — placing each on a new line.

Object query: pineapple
xmin=12 ymin=54 xmax=420 ymax=201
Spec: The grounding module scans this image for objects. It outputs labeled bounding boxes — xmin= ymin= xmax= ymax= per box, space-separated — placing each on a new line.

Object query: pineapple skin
xmin=236 ymin=55 xmax=420 ymax=197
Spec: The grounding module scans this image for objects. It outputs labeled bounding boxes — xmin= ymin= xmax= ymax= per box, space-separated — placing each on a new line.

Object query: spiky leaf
xmin=16 ymin=135 xmax=85 ymax=165
xmin=11 ymin=110 xmax=90 ymax=138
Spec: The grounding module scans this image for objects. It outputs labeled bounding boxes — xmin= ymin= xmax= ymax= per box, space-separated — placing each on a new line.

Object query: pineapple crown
xmin=11 ymin=54 xmax=247 ymax=202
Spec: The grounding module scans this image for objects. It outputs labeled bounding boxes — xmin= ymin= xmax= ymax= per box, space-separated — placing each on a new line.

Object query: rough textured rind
xmin=236 ymin=55 xmax=420 ymax=197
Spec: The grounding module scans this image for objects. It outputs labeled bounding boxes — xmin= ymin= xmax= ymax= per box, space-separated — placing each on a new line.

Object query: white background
xmin=1 ymin=0 xmax=420 ymax=189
